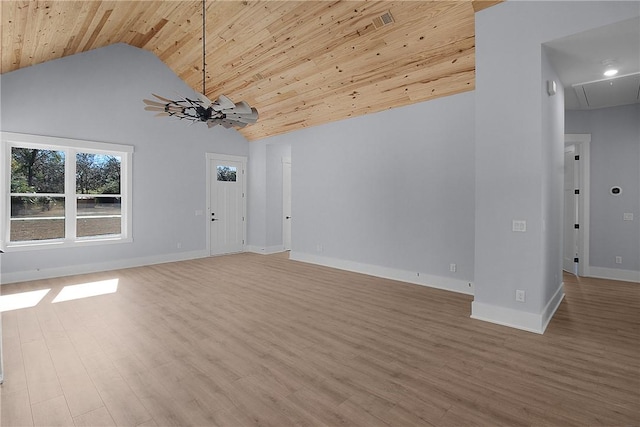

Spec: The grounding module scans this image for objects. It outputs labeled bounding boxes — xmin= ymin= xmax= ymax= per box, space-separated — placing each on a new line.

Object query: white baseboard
xmin=289 ymin=251 xmax=473 ymax=295
xmin=541 ymin=283 xmax=565 ymax=332
xmin=245 ymin=245 xmax=286 ymax=255
xmin=471 ymin=283 xmax=564 ymax=334
xmin=0 ymin=250 xmax=209 ymax=285
xmin=587 ymin=266 xmax=640 ymax=283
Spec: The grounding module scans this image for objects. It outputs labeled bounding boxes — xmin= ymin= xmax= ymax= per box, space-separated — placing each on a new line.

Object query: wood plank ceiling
xmin=1 ymin=1 xmax=499 ymax=141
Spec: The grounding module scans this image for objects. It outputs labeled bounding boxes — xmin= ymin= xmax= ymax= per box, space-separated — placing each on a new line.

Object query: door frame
xmin=564 ymin=134 xmax=591 ymax=277
xmin=206 ymin=153 xmax=247 ymax=256
xmin=563 ymin=144 xmax=579 ymax=275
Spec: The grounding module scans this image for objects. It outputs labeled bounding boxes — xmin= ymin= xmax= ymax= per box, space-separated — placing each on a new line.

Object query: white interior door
xmin=209 ymin=154 xmax=246 ymax=256
xmin=563 ymin=145 xmax=578 ymax=274
xmin=282 ymin=158 xmax=292 ymax=250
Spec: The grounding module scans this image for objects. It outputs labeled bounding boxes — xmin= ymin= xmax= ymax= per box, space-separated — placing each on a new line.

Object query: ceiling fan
xmin=143 ymin=0 xmax=258 ymax=129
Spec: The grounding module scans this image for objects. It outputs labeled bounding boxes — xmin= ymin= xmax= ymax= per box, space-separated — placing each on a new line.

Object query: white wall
xmin=566 ymin=104 xmax=640 ymax=281
xmin=0 ymin=44 xmax=249 ymax=283
xmin=247 ymin=143 xmax=267 ymax=250
xmin=541 ymin=46 xmax=566 ymax=316
xmin=254 ymin=91 xmax=476 ymax=294
xmin=472 ymin=1 xmax=639 ymax=332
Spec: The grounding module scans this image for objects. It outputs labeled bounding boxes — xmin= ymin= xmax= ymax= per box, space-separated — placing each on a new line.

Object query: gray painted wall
xmin=247 ymin=143 xmax=267 ymax=249
xmin=474 ymin=1 xmax=638 ymax=325
xmin=256 ymin=91 xmax=476 ymax=283
xmin=541 ymin=46 xmax=566 ymax=309
xmin=566 ymin=104 xmax=640 ymax=272
xmin=1 ymin=44 xmax=248 ymax=280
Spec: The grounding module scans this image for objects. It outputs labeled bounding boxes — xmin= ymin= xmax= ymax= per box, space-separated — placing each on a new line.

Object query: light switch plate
xmin=512 ymin=220 xmax=527 ymax=232
xmin=623 ymin=213 xmax=633 ymax=221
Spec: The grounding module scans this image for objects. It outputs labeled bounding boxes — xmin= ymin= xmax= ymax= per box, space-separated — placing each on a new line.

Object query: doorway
xmin=563 ymin=134 xmax=591 ymax=276
xmin=563 ymin=144 xmax=578 ymax=274
xmin=282 ymin=157 xmax=292 ymax=251
xmin=207 ymin=153 xmax=247 ymax=256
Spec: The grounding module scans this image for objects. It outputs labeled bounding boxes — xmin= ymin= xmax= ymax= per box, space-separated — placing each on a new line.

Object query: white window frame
xmin=1 ymin=132 xmax=133 ymax=251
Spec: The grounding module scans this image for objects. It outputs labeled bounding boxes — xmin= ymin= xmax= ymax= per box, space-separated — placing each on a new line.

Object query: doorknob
xmin=286 ymin=216 xmax=291 ymax=219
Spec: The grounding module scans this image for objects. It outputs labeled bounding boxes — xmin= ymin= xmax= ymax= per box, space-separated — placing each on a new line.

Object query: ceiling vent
xmin=373 ymin=11 xmax=394 ymax=29
xmin=572 ymin=72 xmax=640 ymax=110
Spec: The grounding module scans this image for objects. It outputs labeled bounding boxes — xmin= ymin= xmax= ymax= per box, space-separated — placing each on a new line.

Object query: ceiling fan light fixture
xmin=603 ymin=68 xmax=618 ymax=77
xmin=143 ymin=0 xmax=258 ymax=129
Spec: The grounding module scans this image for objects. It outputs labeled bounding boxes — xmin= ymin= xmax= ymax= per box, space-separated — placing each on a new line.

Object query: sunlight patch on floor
xmin=0 ymin=288 xmax=51 ymax=312
xmin=52 ymin=279 xmax=119 ymax=303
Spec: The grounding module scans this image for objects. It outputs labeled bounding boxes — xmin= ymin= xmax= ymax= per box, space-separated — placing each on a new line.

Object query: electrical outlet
xmin=316 ymin=244 xmax=323 ymax=253
xmin=515 ymin=290 xmax=526 ymax=302
xmin=449 ymin=263 xmax=457 ymax=273
xmin=615 ymin=256 xmax=622 ymax=264
xmin=177 ymin=242 xmax=182 ymax=249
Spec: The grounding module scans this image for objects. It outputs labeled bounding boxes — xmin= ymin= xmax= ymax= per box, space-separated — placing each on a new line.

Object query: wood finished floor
xmin=1 ymin=253 xmax=639 ymax=427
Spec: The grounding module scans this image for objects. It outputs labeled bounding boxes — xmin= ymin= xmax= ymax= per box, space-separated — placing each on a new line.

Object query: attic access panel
xmin=572 ymin=72 xmax=640 ymax=109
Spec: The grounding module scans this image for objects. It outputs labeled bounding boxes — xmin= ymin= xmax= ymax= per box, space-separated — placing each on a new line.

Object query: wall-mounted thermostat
xmin=610 ymin=186 xmax=622 ymax=196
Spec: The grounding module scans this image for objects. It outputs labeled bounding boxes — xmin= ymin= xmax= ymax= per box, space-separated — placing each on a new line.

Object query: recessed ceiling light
xmin=603 ymin=69 xmax=618 ymax=77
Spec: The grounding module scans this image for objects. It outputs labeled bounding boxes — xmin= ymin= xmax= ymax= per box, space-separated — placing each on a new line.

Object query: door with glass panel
xmin=208 ymin=154 xmax=246 ymax=256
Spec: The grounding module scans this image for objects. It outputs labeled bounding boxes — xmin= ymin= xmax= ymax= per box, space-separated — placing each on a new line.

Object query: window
xmin=217 ymin=165 xmax=237 ymax=182
xmin=1 ymin=132 xmax=133 ymax=251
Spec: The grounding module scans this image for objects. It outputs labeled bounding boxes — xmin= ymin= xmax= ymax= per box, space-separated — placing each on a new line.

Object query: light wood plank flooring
xmin=1 ymin=253 xmax=639 ymax=426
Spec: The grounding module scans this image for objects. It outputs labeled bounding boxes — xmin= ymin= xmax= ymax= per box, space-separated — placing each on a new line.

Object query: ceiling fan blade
xmin=234 ymin=118 xmax=257 ymax=125
xmin=224 ymin=101 xmax=252 ymax=114
xmin=146 ymin=105 xmax=185 ymax=114
xmin=216 ymin=94 xmax=236 ymax=110
xmin=225 ymin=115 xmax=254 ymax=124
xmin=246 ymin=108 xmax=259 ymax=121
xmin=197 ymin=93 xmax=213 ymax=108
xmin=152 ymin=93 xmax=175 ymax=103
xmin=226 ymin=108 xmax=259 ymax=123
xmin=224 ymin=119 xmax=248 ymax=128
xmin=238 ymin=107 xmax=259 ymax=122
xmin=155 ymin=112 xmax=171 ymax=117
xmin=143 ymin=99 xmax=168 ymax=107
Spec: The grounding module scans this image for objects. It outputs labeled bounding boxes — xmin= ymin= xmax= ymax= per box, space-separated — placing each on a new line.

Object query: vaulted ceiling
xmin=1 ymin=1 xmax=499 ymax=140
